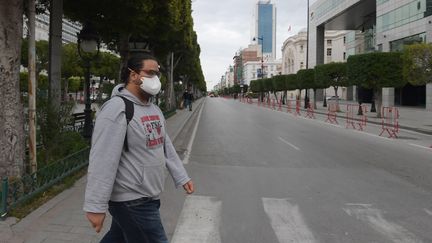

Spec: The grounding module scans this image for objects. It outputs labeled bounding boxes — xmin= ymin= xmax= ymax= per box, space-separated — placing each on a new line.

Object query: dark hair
xmin=120 ymin=53 xmax=158 ymax=84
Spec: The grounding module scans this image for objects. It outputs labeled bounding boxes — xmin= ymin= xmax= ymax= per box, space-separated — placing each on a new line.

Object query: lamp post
xmin=253 ymin=35 xmax=264 ymax=102
xmin=77 ymin=23 xmax=100 ymax=140
xmin=305 ymin=0 xmax=310 ymax=109
xmin=253 ymin=36 xmax=264 ymax=79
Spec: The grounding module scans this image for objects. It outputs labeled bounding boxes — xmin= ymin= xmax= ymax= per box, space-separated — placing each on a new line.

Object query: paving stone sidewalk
xmin=0 ymin=98 xmax=205 ymax=243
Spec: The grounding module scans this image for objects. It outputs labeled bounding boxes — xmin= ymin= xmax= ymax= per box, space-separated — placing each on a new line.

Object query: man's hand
xmin=183 ymin=180 xmax=194 ymax=194
xmin=86 ymin=212 xmax=106 ymax=233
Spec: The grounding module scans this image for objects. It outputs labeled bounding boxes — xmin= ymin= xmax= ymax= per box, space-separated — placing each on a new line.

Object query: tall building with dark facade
xmin=255 ymin=0 xmax=276 ymax=60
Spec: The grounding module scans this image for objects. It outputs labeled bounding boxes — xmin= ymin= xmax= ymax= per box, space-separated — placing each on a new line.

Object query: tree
xmin=21 ymin=39 xmax=49 ymax=74
xmin=63 ymin=0 xmax=205 ymax=110
xmin=403 ymin=43 xmax=432 ymax=86
xmin=272 ymin=75 xmax=286 ymax=104
xmin=92 ymin=51 xmax=120 ymax=82
xmin=250 ymin=80 xmax=261 ymax=93
xmin=232 ymin=84 xmax=241 ymax=94
xmin=20 ymin=72 xmax=49 ymax=93
xmin=315 ymin=62 xmax=348 ymax=108
xmin=0 ymin=0 xmax=25 ymax=178
xmin=347 ymin=52 xmax=406 ymax=117
xmin=284 ymin=74 xmax=298 ymax=91
xmin=61 ymin=43 xmax=83 ymax=80
xmin=68 ymin=76 xmax=82 ymax=100
xmin=297 ymin=69 xmax=315 ymax=108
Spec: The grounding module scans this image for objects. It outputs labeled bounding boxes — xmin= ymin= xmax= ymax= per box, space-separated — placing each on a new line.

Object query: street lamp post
xmin=77 ymin=23 xmax=100 ymax=140
xmin=253 ymin=35 xmax=264 ymax=102
xmin=253 ymin=36 xmax=264 ymax=79
xmin=305 ymin=0 xmax=310 ymax=109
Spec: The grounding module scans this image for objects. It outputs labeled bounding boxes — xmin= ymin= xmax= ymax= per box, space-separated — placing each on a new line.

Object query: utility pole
xmin=305 ymin=0 xmax=310 ymax=109
xmin=28 ymin=0 xmax=37 ymax=173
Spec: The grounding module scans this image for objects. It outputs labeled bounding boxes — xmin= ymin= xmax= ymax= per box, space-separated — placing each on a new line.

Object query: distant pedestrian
xmin=84 ymin=53 xmax=194 ymax=243
xmin=183 ymin=89 xmax=194 ymax=111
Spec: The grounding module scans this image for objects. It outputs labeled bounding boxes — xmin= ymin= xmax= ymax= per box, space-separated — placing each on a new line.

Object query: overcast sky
xmin=192 ymin=0 xmax=316 ymax=91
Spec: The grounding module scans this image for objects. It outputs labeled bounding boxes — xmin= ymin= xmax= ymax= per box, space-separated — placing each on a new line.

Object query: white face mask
xmin=140 ymin=76 xmax=161 ymax=96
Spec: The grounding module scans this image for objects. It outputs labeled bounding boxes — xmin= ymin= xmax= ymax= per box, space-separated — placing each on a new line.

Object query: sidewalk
xmin=317 ymin=100 xmax=432 ymax=135
xmin=0 ymin=98 xmax=205 ymax=243
xmin=248 ymin=98 xmax=432 ymax=135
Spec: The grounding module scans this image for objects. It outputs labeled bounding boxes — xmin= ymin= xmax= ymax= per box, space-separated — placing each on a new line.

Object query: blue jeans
xmin=100 ymin=198 xmax=168 ymax=243
xmin=185 ymin=99 xmax=192 ymax=111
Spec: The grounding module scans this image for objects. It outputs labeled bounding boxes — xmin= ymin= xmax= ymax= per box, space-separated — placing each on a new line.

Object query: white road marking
xmin=262 ymin=198 xmax=317 ymax=243
xmin=171 ymin=195 xmax=222 ymax=243
xmin=278 ymin=137 xmax=300 ymax=151
xmin=344 ymin=204 xmax=422 ymax=243
xmin=425 ymin=209 xmax=432 ymax=216
xmin=182 ymin=99 xmax=205 ymax=165
xmin=345 ymin=203 xmax=372 ymax=207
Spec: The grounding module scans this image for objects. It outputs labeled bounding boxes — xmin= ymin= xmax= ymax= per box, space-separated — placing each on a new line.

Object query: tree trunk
xmin=374 ymin=88 xmax=382 ymax=118
xmin=48 ymin=0 xmax=63 ymax=108
xmin=0 ymin=0 xmax=25 ymax=178
xmin=28 ymin=0 xmax=37 ymax=174
xmin=164 ymin=52 xmax=175 ymax=111
xmin=313 ymin=88 xmax=317 ymax=109
xmin=118 ymin=33 xmax=131 ymax=83
xmin=334 ymin=86 xmax=340 ymax=111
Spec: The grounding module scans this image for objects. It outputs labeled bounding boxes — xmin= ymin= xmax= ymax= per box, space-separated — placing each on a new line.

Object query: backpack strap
xmin=119 ymin=96 xmax=134 ymax=152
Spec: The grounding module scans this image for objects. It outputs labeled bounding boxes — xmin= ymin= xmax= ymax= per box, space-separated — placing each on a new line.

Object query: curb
xmin=311 ymin=109 xmax=432 ymax=136
xmin=245 ymin=100 xmax=432 ymax=135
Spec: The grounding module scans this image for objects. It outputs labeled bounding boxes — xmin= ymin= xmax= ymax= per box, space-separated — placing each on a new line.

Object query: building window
xmin=343 ymin=36 xmax=346 ymax=44
xmin=327 ymin=39 xmax=332 ymax=46
xmin=300 ymin=62 xmax=304 ymax=69
xmin=377 ymin=44 xmax=383 ymax=52
xmin=300 ymin=45 xmax=304 ymax=52
xmin=376 ymin=0 xmax=427 ymax=32
xmin=343 ymin=52 xmax=346 ymax=60
xmin=327 ymin=48 xmax=332 ymax=56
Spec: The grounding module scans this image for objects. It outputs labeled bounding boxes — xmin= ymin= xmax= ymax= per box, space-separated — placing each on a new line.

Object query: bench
xmin=70 ymin=112 xmax=86 ymax=132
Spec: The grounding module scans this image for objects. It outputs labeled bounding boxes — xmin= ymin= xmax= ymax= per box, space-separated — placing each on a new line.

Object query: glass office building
xmin=256 ymin=1 xmax=276 ymax=59
xmin=309 ymin=0 xmax=432 ymax=108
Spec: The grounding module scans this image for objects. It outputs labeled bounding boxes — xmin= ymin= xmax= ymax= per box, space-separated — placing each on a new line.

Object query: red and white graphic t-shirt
xmin=141 ymin=115 xmax=164 ymax=148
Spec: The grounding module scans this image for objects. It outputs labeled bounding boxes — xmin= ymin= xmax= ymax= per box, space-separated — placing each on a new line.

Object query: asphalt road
xmin=161 ymin=97 xmax=432 ymax=243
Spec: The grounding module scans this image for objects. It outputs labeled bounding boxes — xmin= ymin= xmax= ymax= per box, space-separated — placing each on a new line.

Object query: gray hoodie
xmin=83 ymin=84 xmax=190 ymax=213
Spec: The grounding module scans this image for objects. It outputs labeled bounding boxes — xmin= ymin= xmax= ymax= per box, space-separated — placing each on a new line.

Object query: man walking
xmin=84 ymin=53 xmax=194 ymax=243
xmin=183 ymin=89 xmax=194 ymax=111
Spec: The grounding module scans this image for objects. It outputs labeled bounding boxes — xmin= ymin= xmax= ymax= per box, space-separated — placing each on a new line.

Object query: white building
xmin=225 ymin=66 xmax=235 ymax=88
xmin=281 ymin=29 xmax=347 ymax=98
xmin=24 ymin=13 xmax=82 ymax=44
xmin=243 ymin=59 xmax=281 ymax=86
xmin=281 ymin=29 xmax=307 ymax=75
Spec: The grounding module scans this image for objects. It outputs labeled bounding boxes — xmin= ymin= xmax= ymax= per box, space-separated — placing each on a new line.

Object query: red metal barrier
xmin=346 ymin=104 xmax=368 ymax=130
xmin=357 ymin=105 xmax=368 ymax=130
xmin=379 ymin=106 xmax=399 ymax=138
xmin=271 ymin=98 xmax=276 ymax=109
xmin=295 ymin=100 xmax=301 ymax=116
xmin=278 ymin=99 xmax=282 ymax=111
xmin=286 ymin=100 xmax=293 ymax=113
xmin=325 ymin=102 xmax=338 ymax=124
xmin=305 ymin=103 xmax=315 ymax=119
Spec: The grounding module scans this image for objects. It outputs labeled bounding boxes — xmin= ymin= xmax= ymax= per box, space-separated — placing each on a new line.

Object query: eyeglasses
xmin=137 ymin=69 xmax=161 ymax=78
